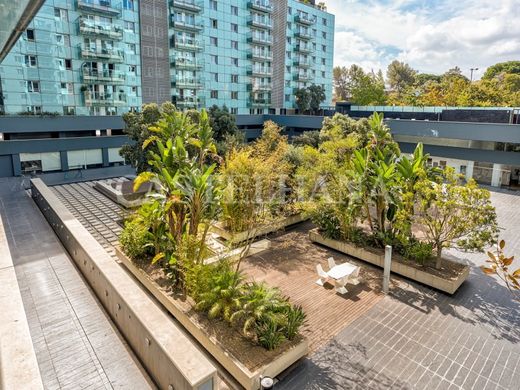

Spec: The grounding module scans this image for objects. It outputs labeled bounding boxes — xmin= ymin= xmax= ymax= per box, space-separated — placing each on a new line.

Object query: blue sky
xmin=327 ymin=0 xmax=520 ymax=79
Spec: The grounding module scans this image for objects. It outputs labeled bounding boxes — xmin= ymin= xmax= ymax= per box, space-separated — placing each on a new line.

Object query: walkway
xmin=0 ymin=178 xmax=155 ymax=390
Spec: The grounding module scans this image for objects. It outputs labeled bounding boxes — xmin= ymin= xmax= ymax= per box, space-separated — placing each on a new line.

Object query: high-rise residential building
xmin=0 ymin=0 xmax=334 ymax=116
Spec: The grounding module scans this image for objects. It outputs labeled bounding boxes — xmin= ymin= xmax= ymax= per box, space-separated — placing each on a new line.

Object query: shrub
xmin=283 ymin=305 xmax=306 ymax=340
xmin=120 ymin=219 xmax=152 ymax=262
xmin=255 ymin=317 xmax=286 ymax=351
xmin=309 ymin=204 xmax=342 ymax=240
xmin=403 ymin=240 xmax=433 ymax=264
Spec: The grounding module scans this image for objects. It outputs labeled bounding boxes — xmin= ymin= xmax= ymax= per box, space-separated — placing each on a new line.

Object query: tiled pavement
xmin=278 ymin=189 xmax=520 ymax=390
xmin=0 ymin=180 xmax=154 ymax=390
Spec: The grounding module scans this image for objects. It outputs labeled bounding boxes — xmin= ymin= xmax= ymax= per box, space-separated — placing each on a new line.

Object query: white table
xmin=327 ymin=263 xmax=357 ymax=294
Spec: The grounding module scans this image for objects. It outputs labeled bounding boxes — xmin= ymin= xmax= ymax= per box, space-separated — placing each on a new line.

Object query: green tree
xmin=295 ymin=87 xmax=311 ymax=113
xmin=482 ymin=61 xmax=520 ymax=80
xmin=350 ymin=72 xmax=386 ymax=105
xmin=333 ymin=66 xmax=349 ymax=101
xmin=308 ymin=84 xmax=326 ymax=114
xmin=387 ymin=60 xmax=417 ymax=95
xmin=208 ymin=105 xmax=239 ymax=142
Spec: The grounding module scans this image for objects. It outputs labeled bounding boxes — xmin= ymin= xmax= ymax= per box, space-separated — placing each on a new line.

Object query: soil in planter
xmin=135 ymin=261 xmax=303 ymax=372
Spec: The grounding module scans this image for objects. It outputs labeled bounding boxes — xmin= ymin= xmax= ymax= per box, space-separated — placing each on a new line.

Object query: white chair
xmin=348 ymin=266 xmax=361 ymax=285
xmin=335 ymin=275 xmax=349 ymax=295
xmin=315 ymin=264 xmax=329 ymax=286
xmin=327 ymin=257 xmax=336 ymax=270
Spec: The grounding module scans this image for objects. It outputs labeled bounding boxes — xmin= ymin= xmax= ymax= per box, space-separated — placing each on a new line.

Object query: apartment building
xmin=0 ymin=0 xmax=334 ymax=115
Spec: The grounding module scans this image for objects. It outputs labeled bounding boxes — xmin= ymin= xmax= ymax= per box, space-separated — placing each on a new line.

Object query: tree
xmin=415 ymin=169 xmax=498 ymax=269
xmin=207 ymin=105 xmax=239 ymax=142
xmin=120 ymin=102 xmax=175 ymax=173
xmin=294 ymin=88 xmax=311 ymax=113
xmin=481 ymin=240 xmax=520 ymax=301
xmin=308 ymin=84 xmax=326 ymax=114
xmin=482 ymin=61 xmax=520 ymax=80
xmin=350 ymin=72 xmax=386 ymax=105
xmin=333 ymin=66 xmax=349 ymax=101
xmin=387 ymin=60 xmax=417 ymax=95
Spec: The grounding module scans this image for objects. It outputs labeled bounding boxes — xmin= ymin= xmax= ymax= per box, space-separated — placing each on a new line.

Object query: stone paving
xmin=278 ymin=189 xmax=520 ymax=390
xmin=0 ymin=178 xmax=155 ymax=390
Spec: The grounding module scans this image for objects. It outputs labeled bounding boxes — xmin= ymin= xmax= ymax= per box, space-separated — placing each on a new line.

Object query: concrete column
xmin=491 ymin=164 xmax=503 ymax=187
xmin=101 ymin=148 xmax=109 ymax=167
xmin=465 ymin=161 xmax=474 ymax=181
xmin=60 ymin=151 xmax=69 ymax=171
xmin=12 ymin=154 xmax=21 ymax=176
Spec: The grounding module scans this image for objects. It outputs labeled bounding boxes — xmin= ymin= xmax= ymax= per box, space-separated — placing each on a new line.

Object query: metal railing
xmin=76 ymin=0 xmax=121 ymax=15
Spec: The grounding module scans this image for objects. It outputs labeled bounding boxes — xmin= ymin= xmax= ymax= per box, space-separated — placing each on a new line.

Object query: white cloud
xmin=328 ymin=0 xmax=520 ymax=79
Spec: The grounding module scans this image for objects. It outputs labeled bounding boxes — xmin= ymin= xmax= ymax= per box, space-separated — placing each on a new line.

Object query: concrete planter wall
xmin=309 ymin=229 xmax=470 ymax=294
xmin=116 ymin=247 xmax=309 ymax=390
xmin=212 ymin=214 xmax=306 ymax=244
xmin=31 ymin=179 xmax=217 ymax=390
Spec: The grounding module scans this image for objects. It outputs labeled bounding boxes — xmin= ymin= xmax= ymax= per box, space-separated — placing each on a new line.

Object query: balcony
xmin=170 ymin=18 xmax=203 ymax=31
xmin=170 ymin=56 xmax=204 ymax=70
xmin=247 ymin=0 xmax=272 ymax=13
xmin=82 ymin=69 xmax=126 ymax=84
xmin=293 ymin=58 xmax=314 ymax=68
xmin=77 ymin=0 xmax=120 ymax=15
xmin=294 ymin=44 xmax=314 ymax=54
xmin=248 ymin=98 xmax=271 ymax=108
xmin=247 ymin=34 xmax=272 ymax=46
xmin=295 ymin=14 xmax=315 ymax=25
xmin=293 ymin=73 xmax=314 ymax=82
xmin=84 ymin=91 xmax=127 ymax=106
xmin=78 ymin=18 xmax=123 ymax=39
xmin=295 ymin=30 xmax=313 ymax=40
xmin=173 ymin=95 xmax=205 ymax=108
xmin=79 ymin=44 xmax=125 ymax=62
xmin=173 ymin=38 xmax=203 ymax=51
xmin=247 ymin=66 xmax=272 ymax=76
xmin=170 ymin=0 xmax=202 ymax=12
xmin=247 ymin=50 xmax=272 ymax=61
xmin=172 ymin=78 xmax=204 ymax=89
xmin=247 ymin=16 xmax=272 ymax=30
xmin=248 ymin=83 xmax=271 ymax=92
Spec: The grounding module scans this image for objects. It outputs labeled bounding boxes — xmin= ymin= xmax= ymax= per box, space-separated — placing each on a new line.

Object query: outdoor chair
xmin=348 ymin=266 xmax=361 ymax=285
xmin=334 ymin=275 xmax=349 ymax=295
xmin=327 ymin=257 xmax=336 ymax=270
xmin=315 ymin=264 xmax=329 ymax=286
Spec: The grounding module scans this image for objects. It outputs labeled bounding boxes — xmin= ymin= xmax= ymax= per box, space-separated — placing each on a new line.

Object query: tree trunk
xmin=435 ymin=243 xmax=443 ymax=269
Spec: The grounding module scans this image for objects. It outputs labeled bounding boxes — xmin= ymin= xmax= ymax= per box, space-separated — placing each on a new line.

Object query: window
xmin=67 ymin=149 xmax=103 ymax=170
xmin=211 ymin=19 xmax=218 ymax=28
xmin=231 ymin=108 xmax=238 ymax=114
xmin=123 ymin=0 xmax=134 ymax=10
xmin=54 ymin=8 xmax=68 ymax=21
xmin=323 ymin=18 xmax=327 ymax=26
xmin=129 ymin=65 xmax=136 ymax=74
xmin=212 ymin=73 xmax=218 ymax=82
xmin=127 ymin=43 xmax=136 ymax=54
xmin=27 ymin=105 xmax=42 ymax=114
xmin=231 ymin=40 xmax=238 ymax=50
xmin=26 ymin=29 xmax=35 ymax=41
xmin=231 ymin=23 xmax=238 ymax=33
xmin=285 ymin=80 xmax=291 ymax=87
xmin=60 ymin=82 xmax=73 ymax=94
xmin=211 ymin=55 xmax=218 ymax=65
xmin=231 ymin=74 xmax=238 ymax=83
xmin=322 ymin=45 xmax=326 ymax=52
xmin=124 ymin=21 xmax=135 ymax=32
xmin=285 ymin=94 xmax=291 ymax=102
xmin=321 ymin=71 xmax=325 ymax=77
xmin=55 ymin=34 xmax=69 ymax=46
xmin=210 ymin=37 xmax=218 ymax=46
xmin=287 ymin=22 xmax=292 ymax=29
xmin=231 ymin=5 xmax=238 ymax=15
xmin=210 ymin=0 xmax=217 ymax=10
xmin=24 ymin=55 xmax=37 ymax=67
xmin=287 ymin=37 xmax=291 ymax=44
xmin=322 ymin=32 xmax=327 ymax=39
xmin=20 ymin=152 xmax=61 ymax=173
xmin=288 ymin=7 xmax=292 ymax=14
xmin=27 ymin=81 xmax=40 ymax=93
xmin=231 ymin=91 xmax=238 ymax=100
xmin=321 ymin=58 xmax=326 ymax=65
xmin=232 ymin=58 xmax=238 ymax=66
xmin=65 ymin=59 xmax=72 ymax=70
xmin=211 ymin=90 xmax=218 ymax=99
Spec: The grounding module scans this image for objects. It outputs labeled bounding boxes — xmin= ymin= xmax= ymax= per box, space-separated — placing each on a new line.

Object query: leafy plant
xmin=283 ymin=305 xmax=306 ymax=340
xmin=402 ymin=240 xmax=433 ymax=265
xmin=481 ymin=240 xmax=520 ymax=301
xmin=255 ymin=317 xmax=286 ymax=351
xmin=120 ymin=219 xmax=153 ymax=262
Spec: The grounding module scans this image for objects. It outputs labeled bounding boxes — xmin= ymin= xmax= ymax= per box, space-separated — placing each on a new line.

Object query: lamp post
xmin=470 ymin=67 xmax=479 ymax=82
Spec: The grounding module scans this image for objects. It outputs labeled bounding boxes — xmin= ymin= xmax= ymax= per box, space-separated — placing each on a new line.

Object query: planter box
xmin=309 ymin=229 xmax=470 ymax=294
xmin=93 ymin=179 xmax=151 ymax=208
xmin=212 ymin=214 xmax=306 ymax=244
xmin=116 ymin=247 xmax=308 ymax=390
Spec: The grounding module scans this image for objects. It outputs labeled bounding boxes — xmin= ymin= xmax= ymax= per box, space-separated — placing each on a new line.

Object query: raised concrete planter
xmin=31 ymin=179 xmax=217 ymax=390
xmin=309 ymin=229 xmax=470 ymax=294
xmin=93 ymin=179 xmax=151 ymax=208
xmin=116 ymin=247 xmax=309 ymax=390
xmin=0 ymin=214 xmax=44 ymax=390
xmin=212 ymin=214 xmax=306 ymax=244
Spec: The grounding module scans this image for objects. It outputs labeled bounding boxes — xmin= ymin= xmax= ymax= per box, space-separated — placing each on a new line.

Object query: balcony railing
xmin=173 ymin=38 xmax=203 ymax=51
xmin=293 ymin=58 xmax=314 ymax=68
xmin=247 ymin=16 xmax=272 ymax=29
xmin=248 ymin=98 xmax=271 ymax=107
xmin=170 ymin=18 xmax=204 ymax=31
xmin=249 ymin=83 xmax=272 ymax=92
xmin=170 ymin=56 xmax=204 ymax=70
xmin=247 ymin=0 xmax=272 ymax=13
xmin=295 ymin=14 xmax=315 ymax=25
xmin=84 ymin=91 xmax=127 ymax=105
xmin=170 ymin=0 xmax=202 ymax=12
xmin=247 ymin=34 xmax=272 ymax=45
xmin=295 ymin=30 xmax=313 ymax=40
xmin=82 ymin=69 xmax=126 ymax=84
xmin=78 ymin=18 xmax=123 ymax=39
xmin=247 ymin=66 xmax=272 ymax=76
xmin=79 ymin=44 xmax=125 ymax=62
xmin=293 ymin=73 xmax=314 ymax=82
xmin=172 ymin=78 xmax=204 ymax=89
xmin=247 ymin=50 xmax=272 ymax=60
xmin=294 ymin=44 xmax=314 ymax=53
xmin=77 ymin=0 xmax=120 ymax=15
xmin=173 ymin=95 xmax=205 ymax=108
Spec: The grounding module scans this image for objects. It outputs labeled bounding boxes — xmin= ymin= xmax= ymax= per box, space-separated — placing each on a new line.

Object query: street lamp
xmin=470 ymin=67 xmax=479 ymax=82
